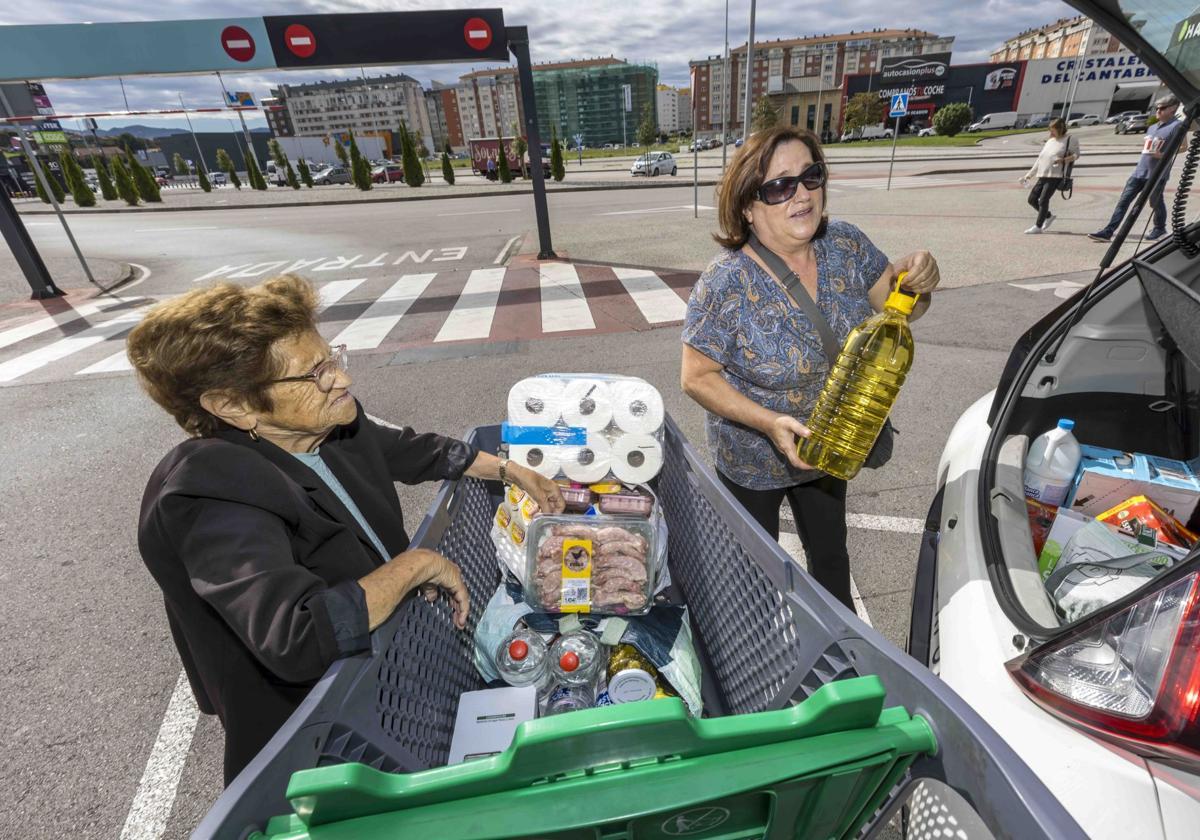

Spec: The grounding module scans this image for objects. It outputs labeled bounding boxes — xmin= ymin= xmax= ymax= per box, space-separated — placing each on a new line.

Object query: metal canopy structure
xmin=0 ymin=9 xmax=555 ymax=299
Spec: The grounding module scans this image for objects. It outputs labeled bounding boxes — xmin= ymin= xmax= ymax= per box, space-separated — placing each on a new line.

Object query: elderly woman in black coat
xmin=128 ymin=274 xmax=564 ymax=784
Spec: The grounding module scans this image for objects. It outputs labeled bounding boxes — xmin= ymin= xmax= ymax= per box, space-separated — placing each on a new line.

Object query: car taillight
xmin=1007 ymin=570 xmax=1200 ymax=764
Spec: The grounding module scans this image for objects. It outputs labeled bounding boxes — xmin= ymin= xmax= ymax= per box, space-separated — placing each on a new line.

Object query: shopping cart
xmin=195 ymin=416 xmax=1084 ymax=839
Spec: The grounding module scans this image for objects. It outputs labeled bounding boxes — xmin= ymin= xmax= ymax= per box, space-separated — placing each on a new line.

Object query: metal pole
xmin=722 ymin=0 xmax=729 ymax=170
xmin=1063 ymin=26 xmax=1092 ymax=120
xmin=742 ymin=0 xmax=757 ymax=142
xmin=622 ymin=88 xmax=627 ymax=148
xmin=0 ymin=163 xmax=62 ymax=298
xmin=118 ymin=78 xmax=131 ymax=111
xmin=179 ymin=94 xmax=210 ymax=178
xmin=0 ymin=86 xmax=86 ymax=293
xmin=886 ymin=113 xmax=901 ymax=190
xmin=358 ymin=67 xmax=383 ymax=161
xmin=508 ymin=26 xmax=556 ymax=259
xmin=216 ymin=71 xmax=263 ymax=175
xmin=693 ymin=88 xmax=700 ymax=218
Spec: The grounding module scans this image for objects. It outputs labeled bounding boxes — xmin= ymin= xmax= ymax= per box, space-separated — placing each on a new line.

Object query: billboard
xmin=878 ymin=52 xmax=952 ymax=84
xmin=845 ymin=60 xmax=1023 ymax=125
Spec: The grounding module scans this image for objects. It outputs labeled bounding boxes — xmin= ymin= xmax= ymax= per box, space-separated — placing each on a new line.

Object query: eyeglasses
xmin=271 ymin=344 xmax=348 ymax=393
xmin=1157 ymin=104 xmax=1176 ymax=111
xmin=756 ymin=162 xmax=827 ymax=205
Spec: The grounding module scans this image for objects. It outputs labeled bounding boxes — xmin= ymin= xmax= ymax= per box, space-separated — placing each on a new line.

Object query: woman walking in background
xmin=1020 ymin=118 xmax=1079 ymax=234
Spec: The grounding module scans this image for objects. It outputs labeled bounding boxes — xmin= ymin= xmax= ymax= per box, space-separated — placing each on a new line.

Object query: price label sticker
xmin=560 ymin=538 xmax=592 ymax=613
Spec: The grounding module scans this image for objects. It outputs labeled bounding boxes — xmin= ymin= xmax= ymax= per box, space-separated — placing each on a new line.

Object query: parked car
xmin=1067 ymin=113 xmax=1102 ymax=127
xmin=1025 ymin=114 xmax=1051 ymax=129
xmin=371 ymin=164 xmax=405 ymax=184
xmin=968 ymin=111 xmax=1020 ymax=132
xmin=1116 ymin=112 xmax=1151 ymax=135
xmin=154 ymin=175 xmax=170 ymax=187
xmin=909 ymin=4 xmax=1200 ymax=838
xmin=918 ymin=125 xmax=939 ymax=137
xmin=210 ymin=171 xmax=227 ymax=186
xmin=312 ymin=165 xmax=352 ymax=185
xmin=1105 ymin=110 xmax=1141 ymax=124
xmin=630 ymin=152 xmax=677 ymax=177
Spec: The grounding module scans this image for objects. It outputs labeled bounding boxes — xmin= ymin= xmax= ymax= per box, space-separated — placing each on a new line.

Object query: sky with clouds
xmin=2 ymin=0 xmax=1082 ymax=133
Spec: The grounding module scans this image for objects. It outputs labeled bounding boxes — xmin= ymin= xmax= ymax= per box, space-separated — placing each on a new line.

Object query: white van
xmin=968 ymin=111 xmax=1019 ymax=132
xmin=839 ymin=124 xmax=895 ymax=142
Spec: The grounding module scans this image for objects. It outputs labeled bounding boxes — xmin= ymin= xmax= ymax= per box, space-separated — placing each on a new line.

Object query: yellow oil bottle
xmin=797 ymin=273 xmax=918 ymax=480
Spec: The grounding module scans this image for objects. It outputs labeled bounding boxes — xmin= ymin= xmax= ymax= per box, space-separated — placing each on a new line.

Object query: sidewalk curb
xmin=919 ymin=161 xmax=1144 ymax=176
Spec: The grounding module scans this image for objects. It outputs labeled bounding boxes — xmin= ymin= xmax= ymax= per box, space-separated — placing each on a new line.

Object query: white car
xmin=918 ymin=126 xmax=938 ymax=137
xmin=1106 ymin=110 xmax=1141 ymax=125
xmin=630 ymin=152 xmax=677 ymax=176
xmin=909 ymin=6 xmax=1200 ymax=837
xmin=1068 ymin=114 xmax=1102 ymax=127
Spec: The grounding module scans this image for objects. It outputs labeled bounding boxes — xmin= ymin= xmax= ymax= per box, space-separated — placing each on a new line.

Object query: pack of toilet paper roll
xmin=504 ymin=374 xmax=665 ymax=485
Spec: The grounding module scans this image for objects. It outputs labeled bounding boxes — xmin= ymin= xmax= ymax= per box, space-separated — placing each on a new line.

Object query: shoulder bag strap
xmin=746 ymin=232 xmax=842 ymax=365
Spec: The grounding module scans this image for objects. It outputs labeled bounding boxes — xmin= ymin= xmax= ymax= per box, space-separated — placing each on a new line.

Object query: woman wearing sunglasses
xmin=681 ymin=126 xmax=940 ymax=610
xmin=127 ymin=275 xmax=564 ymax=785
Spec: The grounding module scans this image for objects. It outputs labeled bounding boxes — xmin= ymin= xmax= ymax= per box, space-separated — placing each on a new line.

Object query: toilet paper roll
xmin=510 ymin=444 xmax=562 ymax=479
xmin=610 ymin=435 xmax=665 ymax=484
xmin=507 ymin=377 xmax=565 ymax=426
xmin=611 ymin=379 xmax=665 ymax=435
xmin=560 ymin=435 xmax=613 ymax=484
xmin=560 ymin=378 xmax=615 ymax=432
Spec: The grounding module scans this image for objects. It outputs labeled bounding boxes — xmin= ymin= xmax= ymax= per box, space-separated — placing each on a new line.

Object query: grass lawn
xmin=845 ymin=128 xmax=1046 ymax=148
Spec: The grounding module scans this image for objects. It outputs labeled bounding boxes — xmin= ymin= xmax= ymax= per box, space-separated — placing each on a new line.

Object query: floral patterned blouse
xmin=682 ymin=219 xmax=889 ymax=490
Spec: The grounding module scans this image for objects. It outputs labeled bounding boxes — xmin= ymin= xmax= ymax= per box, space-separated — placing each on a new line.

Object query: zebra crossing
xmin=0 ymin=263 xmax=696 ymax=386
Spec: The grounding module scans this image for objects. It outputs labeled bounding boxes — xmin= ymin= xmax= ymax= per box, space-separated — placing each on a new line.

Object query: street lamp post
xmin=741 ymin=0 xmax=757 ymax=143
xmin=722 ymin=0 xmax=730 ymax=171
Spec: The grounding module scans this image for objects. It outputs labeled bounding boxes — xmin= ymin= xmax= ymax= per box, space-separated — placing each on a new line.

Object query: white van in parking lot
xmin=968 ymin=111 xmax=1020 ymax=132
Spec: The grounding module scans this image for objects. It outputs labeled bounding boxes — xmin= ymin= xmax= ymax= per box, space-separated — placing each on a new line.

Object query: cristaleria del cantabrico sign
xmin=1038 ymin=53 xmax=1157 ymax=85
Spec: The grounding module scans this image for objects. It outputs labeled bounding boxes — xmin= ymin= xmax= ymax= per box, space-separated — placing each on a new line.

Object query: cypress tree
xmin=550 ymin=127 xmax=565 ymax=182
xmin=42 ymin=161 xmax=66 ymax=203
xmin=60 ymin=151 xmax=96 ymax=207
xmin=197 ymin=167 xmax=212 ymax=192
xmin=216 ymin=149 xmax=242 ymax=189
xmin=245 ymin=153 xmax=267 ymax=190
xmin=334 ymin=140 xmax=349 ymax=166
xmin=286 ymin=162 xmax=300 ymax=189
xmin=347 ymin=130 xmax=371 ymax=191
xmin=441 ymin=150 xmax=455 ymax=185
xmin=112 ymin=156 xmax=140 ymax=205
xmin=496 ymin=139 xmax=512 ymax=183
xmin=172 ymin=153 xmax=189 ymax=176
xmin=125 ymin=145 xmax=161 ymax=202
xmin=29 ymin=156 xmax=50 ymax=203
xmin=92 ymin=155 xmax=117 ymax=201
xmin=297 ymin=157 xmax=314 ymax=188
xmin=400 ymin=124 xmax=423 ymax=188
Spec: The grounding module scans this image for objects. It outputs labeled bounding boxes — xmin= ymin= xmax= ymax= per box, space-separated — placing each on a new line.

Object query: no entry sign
xmin=220 ymin=25 xmax=256 ymax=62
xmin=283 ymin=23 xmax=316 ymax=58
xmin=464 ymin=17 xmax=493 ymax=51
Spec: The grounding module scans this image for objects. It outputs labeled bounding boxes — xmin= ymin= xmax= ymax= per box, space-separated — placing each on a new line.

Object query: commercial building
xmin=531 ymin=57 xmax=658 ymax=148
xmin=656 ymin=84 xmax=692 ymax=133
xmin=268 ymin=73 xmax=434 ymax=156
xmin=990 ymin=15 xmax=1127 ymax=63
xmin=689 ymin=28 xmax=953 ymax=140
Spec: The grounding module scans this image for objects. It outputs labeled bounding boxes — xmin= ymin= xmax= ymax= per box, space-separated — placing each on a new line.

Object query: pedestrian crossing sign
xmin=889 ymin=93 xmax=909 ymax=118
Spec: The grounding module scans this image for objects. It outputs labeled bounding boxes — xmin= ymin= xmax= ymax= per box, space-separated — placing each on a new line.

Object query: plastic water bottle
xmin=495 ymin=629 xmax=552 ymax=692
xmin=1023 ymin=419 xmax=1082 ymax=507
xmin=797 ymin=274 xmax=918 ymax=480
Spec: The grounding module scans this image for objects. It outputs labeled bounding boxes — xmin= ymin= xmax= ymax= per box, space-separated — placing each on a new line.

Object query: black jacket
xmin=137 ymin=403 xmax=477 ymax=784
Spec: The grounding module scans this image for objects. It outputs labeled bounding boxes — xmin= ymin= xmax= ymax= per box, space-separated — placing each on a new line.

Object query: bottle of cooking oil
xmin=797 ymin=273 xmax=918 ymax=481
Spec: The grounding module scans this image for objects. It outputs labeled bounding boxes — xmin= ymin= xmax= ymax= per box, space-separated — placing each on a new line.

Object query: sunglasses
xmin=756 ymin=162 xmax=827 ymax=205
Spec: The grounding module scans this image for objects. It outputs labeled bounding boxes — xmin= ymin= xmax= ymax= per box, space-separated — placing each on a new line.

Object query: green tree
xmin=216 ymin=148 xmax=242 ymax=189
xmin=932 ymin=102 xmax=974 ymax=137
xmin=636 ymin=101 xmax=657 ymax=157
xmin=245 ymin=152 xmax=267 ymax=190
xmin=172 ymin=153 xmax=189 ymax=176
xmin=751 ymin=96 xmax=780 ymax=133
xmin=285 ymin=162 xmax=300 ymax=189
xmin=297 ymin=157 xmax=314 ymax=188
xmin=268 ymin=138 xmax=288 ymax=168
xmin=512 ymin=125 xmax=527 ymax=178
xmin=347 ymin=130 xmax=372 ymax=191
xmin=60 ymin=151 xmax=96 ymax=207
xmin=843 ymin=92 xmax=887 ymax=136
xmin=196 ymin=166 xmax=212 ymax=192
xmin=117 ymin=132 xmax=147 ymax=151
xmin=39 ymin=160 xmax=66 ymax=203
xmin=125 ymin=145 xmax=161 ymax=202
xmin=334 ymin=138 xmax=349 ymax=166
xmin=399 ymin=123 xmax=424 ymax=188
xmin=441 ymin=149 xmax=455 ymax=185
xmin=92 ymin=155 xmax=118 ymax=201
xmin=111 ymin=156 xmax=140 ymax=205
xmin=496 ymin=138 xmax=512 ymax=183
xmin=550 ymin=128 xmax=565 ymax=182
xmin=28 ymin=155 xmax=50 ymax=203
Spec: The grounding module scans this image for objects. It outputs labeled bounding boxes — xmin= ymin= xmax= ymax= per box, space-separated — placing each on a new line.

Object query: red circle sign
xmin=464 ymin=17 xmax=493 ymax=51
xmin=220 ymin=25 xmax=256 ymax=62
xmin=284 ymin=23 xmax=317 ymax=59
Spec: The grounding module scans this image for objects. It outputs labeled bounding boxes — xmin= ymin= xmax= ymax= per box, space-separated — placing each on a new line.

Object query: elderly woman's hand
xmin=766 ymin=414 xmax=814 ymax=470
xmin=511 ymin=464 xmax=566 ymax=515
xmin=894 ymin=251 xmax=941 ymax=296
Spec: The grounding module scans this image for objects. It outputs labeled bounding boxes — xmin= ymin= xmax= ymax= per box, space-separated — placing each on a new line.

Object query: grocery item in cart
xmin=1094 ymin=495 xmax=1197 ymax=550
xmin=549 ymin=629 xmax=605 ymax=686
xmin=527 ymin=515 xmax=656 ymax=614
xmin=607 ymin=643 xmax=667 ymax=704
xmin=495 ymin=628 xmax=553 ymax=692
xmin=545 ymin=683 xmax=595 ymax=715
xmin=598 ymin=487 xmax=654 ymax=517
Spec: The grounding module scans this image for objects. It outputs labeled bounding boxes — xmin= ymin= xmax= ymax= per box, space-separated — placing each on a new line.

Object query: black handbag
xmin=747 ymin=233 xmax=896 ymax=470
xmin=1059 ymin=134 xmax=1079 ymax=199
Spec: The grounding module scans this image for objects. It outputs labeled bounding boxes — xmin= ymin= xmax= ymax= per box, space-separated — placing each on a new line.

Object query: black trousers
xmin=1027 ymin=177 xmax=1062 ymax=228
xmin=719 ymin=473 xmax=854 ymax=610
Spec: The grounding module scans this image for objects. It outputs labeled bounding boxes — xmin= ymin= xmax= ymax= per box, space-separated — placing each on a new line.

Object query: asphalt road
xmin=0 ymin=128 xmax=1175 ymax=837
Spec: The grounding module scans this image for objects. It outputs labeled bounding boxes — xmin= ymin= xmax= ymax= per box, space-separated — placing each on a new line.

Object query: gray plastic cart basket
xmin=195 ymin=415 xmax=1084 ymax=839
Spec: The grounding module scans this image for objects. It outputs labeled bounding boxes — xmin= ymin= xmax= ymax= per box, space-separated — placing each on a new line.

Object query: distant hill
xmin=96 ymin=125 xmax=190 ymax=139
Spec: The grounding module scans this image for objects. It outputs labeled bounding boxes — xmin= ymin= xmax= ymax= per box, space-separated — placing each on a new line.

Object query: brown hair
xmin=126 ymin=274 xmax=320 ymax=437
xmin=714 ymin=125 xmax=829 ymax=249
xmin=1049 ymin=117 xmax=1067 ymax=137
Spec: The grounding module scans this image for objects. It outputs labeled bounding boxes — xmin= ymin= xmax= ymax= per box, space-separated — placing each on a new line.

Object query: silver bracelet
xmin=498 ymin=457 xmax=509 ymax=485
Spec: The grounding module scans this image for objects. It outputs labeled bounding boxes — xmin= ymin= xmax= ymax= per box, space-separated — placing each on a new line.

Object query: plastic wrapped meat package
xmin=525 ymin=515 xmax=658 ymax=615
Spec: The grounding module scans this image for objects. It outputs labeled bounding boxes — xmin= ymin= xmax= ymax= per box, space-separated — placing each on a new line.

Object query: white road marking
xmin=0 ymin=306 xmax=145 ymax=382
xmin=77 ymin=349 xmax=133 ymax=375
xmin=132 ymin=226 xmax=219 ymax=233
xmin=435 ymin=268 xmax=505 ymax=342
xmin=0 ymin=297 xmax=123 ymax=351
xmin=494 ymin=235 xmax=521 ymax=265
xmin=781 ymin=508 xmax=924 ymax=534
xmin=316 ymin=278 xmax=366 ymax=310
xmin=539 ymin=263 xmax=594 ymax=333
xmin=331 ymin=273 xmax=436 ymax=349
xmin=612 ymin=267 xmax=686 ymax=323
xmin=436 ymin=209 xmax=513 ymax=217
xmin=599 ymin=204 xmax=715 ymax=216
xmin=778 ymin=532 xmax=873 ymax=626
xmin=118 ymin=670 xmax=199 ymax=840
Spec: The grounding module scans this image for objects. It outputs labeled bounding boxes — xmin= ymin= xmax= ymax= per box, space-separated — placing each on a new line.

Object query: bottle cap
xmin=508 ymin=639 xmax=529 ymax=661
xmin=559 ymin=651 xmax=580 ymax=672
xmin=1058 ymin=418 xmax=1075 ymax=431
xmin=884 ymin=271 xmax=919 ymax=315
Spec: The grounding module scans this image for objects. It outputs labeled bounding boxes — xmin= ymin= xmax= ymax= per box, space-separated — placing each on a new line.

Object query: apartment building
xmin=656 ymin=84 xmax=692 ymax=133
xmin=455 ymin=68 xmax=523 ymax=141
xmin=425 ymin=81 xmax=465 ymax=152
xmin=990 ymin=15 xmax=1126 ymax=63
